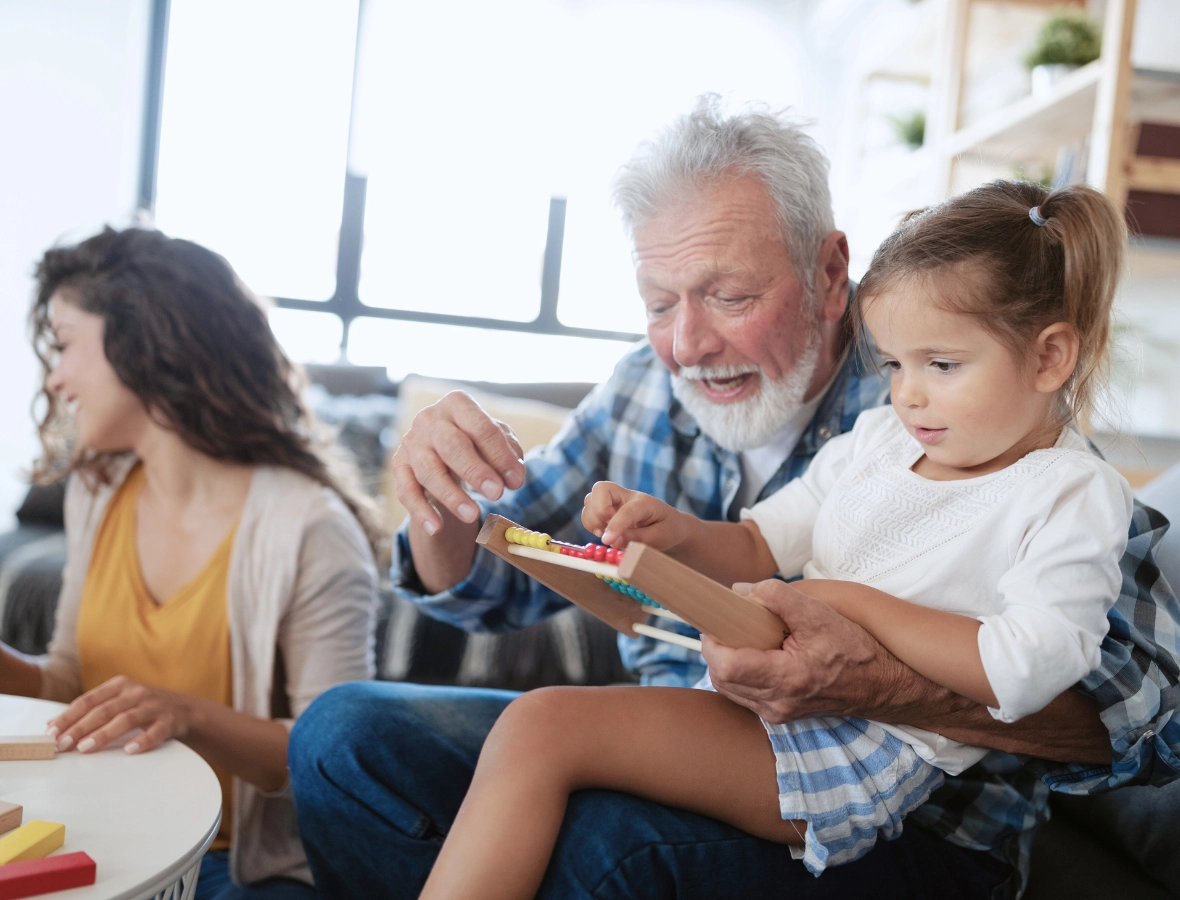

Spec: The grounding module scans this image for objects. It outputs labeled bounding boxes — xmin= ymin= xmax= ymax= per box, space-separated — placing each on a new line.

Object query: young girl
xmin=419 ymin=181 xmax=1132 ymax=898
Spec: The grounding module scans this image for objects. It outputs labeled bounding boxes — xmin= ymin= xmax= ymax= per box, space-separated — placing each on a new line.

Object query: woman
xmin=0 ymin=227 xmax=379 ymax=899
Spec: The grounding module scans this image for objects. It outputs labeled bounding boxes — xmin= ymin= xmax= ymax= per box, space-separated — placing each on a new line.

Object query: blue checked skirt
xmin=698 ymin=676 xmax=945 ymax=875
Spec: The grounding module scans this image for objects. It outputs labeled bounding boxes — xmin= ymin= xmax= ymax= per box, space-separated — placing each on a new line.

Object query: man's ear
xmin=1033 ymin=322 xmax=1080 ymax=393
xmin=813 ymin=231 xmax=850 ymax=324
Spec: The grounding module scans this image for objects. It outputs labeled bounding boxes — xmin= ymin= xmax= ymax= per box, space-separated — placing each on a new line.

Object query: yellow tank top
xmin=77 ymin=464 xmax=236 ymax=848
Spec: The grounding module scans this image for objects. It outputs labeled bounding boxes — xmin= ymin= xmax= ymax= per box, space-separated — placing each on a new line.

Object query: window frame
xmin=140 ymin=0 xmax=643 ymax=358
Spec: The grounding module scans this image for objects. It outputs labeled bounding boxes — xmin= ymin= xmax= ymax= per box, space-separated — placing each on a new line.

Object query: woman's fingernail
xmin=458 ymin=502 xmax=478 ymax=523
xmin=481 ymin=480 xmax=501 ymax=500
xmin=76 ymin=737 xmax=95 ymax=753
xmin=423 ymin=519 xmax=439 ymax=536
xmin=45 ymin=725 xmax=58 ymax=738
xmin=56 ymin=735 xmax=74 ymax=752
xmin=125 ymin=742 xmax=140 ymax=754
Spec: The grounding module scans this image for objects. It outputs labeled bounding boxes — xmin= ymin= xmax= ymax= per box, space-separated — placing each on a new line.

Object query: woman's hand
xmin=582 ymin=482 xmax=692 ymax=550
xmin=46 ymin=675 xmax=192 ymax=755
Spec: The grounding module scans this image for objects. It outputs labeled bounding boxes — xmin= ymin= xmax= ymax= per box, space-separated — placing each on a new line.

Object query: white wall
xmin=0 ymin=0 xmax=149 ymax=527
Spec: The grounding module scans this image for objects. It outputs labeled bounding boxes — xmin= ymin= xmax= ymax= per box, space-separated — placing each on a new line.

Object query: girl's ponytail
xmin=1035 ymin=185 xmax=1125 ymax=425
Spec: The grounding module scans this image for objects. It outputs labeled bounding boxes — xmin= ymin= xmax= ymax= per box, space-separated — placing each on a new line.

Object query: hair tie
xmin=1029 ymin=206 xmax=1049 ymax=226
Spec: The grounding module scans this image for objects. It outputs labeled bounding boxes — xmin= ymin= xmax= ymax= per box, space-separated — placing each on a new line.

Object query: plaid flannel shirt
xmin=395 ymin=340 xmax=1180 ymax=890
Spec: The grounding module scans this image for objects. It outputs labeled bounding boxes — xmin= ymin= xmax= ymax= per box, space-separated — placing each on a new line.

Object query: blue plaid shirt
xmin=395 ymin=340 xmax=1180 ymax=889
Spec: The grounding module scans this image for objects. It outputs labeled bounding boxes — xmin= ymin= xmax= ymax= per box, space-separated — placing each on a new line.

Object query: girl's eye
xmin=883 ymin=360 xmax=901 ymax=372
xmin=932 ymin=360 xmax=959 ymax=372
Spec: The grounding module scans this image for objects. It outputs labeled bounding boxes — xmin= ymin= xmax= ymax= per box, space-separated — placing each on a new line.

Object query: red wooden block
xmin=0 ymin=851 xmax=96 ymax=899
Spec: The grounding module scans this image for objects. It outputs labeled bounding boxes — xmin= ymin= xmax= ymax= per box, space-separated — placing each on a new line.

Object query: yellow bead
xmin=505 ymin=527 xmax=518 ymax=543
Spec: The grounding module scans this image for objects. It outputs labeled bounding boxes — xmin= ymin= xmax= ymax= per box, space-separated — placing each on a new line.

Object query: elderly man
xmin=288 ymin=97 xmax=1180 ymax=899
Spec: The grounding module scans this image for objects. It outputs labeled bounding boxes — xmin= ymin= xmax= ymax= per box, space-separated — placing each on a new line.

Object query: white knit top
xmin=743 ymin=405 xmax=1133 ymax=774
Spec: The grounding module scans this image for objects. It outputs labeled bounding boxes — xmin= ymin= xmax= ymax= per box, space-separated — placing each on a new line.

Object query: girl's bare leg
xmin=419 ymin=686 xmax=803 ymax=900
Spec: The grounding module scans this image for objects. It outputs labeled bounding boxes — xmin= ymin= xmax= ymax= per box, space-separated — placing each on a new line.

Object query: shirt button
xmin=818 ymin=426 xmax=832 ymax=441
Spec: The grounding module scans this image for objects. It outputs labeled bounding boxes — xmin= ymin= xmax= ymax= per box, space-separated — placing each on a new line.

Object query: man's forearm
xmin=858 ymin=650 xmax=1111 ymax=764
xmin=408 ymin=503 xmax=481 ymax=595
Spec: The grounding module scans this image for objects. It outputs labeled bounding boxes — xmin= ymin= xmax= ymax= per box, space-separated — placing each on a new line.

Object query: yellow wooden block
xmin=0 ymin=821 xmax=65 ymax=865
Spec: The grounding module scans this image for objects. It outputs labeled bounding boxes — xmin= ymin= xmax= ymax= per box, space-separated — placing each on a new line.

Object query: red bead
xmin=605 ymin=548 xmax=620 ymax=564
xmin=593 ymin=544 xmax=607 ymax=562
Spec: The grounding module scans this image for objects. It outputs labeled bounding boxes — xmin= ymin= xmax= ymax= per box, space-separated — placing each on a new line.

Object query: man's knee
xmin=289 ymin=681 xmax=386 ymax=785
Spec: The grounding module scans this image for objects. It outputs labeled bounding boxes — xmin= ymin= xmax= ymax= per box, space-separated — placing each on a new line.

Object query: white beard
xmin=671 ymin=332 xmax=821 ymax=453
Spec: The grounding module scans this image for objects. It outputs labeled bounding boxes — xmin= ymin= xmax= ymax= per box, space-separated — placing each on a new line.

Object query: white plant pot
xmin=1031 ymin=64 xmax=1079 ymax=98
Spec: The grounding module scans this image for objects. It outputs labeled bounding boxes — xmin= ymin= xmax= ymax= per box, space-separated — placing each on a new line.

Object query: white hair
xmin=613 ymin=94 xmax=835 ymax=294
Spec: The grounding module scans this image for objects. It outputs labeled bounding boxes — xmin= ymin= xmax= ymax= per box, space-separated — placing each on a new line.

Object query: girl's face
xmin=44 ymin=294 xmax=150 ymax=452
xmin=864 ymin=278 xmax=1068 ymax=480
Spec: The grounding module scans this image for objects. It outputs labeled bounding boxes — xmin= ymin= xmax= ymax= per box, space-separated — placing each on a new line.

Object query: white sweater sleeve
xmin=740 ymin=408 xmax=884 ymax=577
xmin=978 ymin=456 xmax=1133 ymax=722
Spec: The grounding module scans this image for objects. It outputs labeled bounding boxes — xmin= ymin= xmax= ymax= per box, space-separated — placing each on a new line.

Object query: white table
xmin=0 ymin=694 xmax=222 ymax=900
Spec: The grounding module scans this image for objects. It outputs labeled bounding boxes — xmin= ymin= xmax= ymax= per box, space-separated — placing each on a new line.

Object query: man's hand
xmin=582 ymin=482 xmax=692 ymax=551
xmin=703 ymin=580 xmax=923 ymax=724
xmin=391 ymin=391 xmax=526 ymax=536
xmin=46 ymin=676 xmax=193 ymax=755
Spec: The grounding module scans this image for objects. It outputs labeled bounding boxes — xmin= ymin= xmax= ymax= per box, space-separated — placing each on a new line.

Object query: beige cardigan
xmin=41 ymin=458 xmax=377 ymax=886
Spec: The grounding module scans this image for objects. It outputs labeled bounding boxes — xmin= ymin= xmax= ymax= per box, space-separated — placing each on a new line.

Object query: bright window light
xmin=268 ymin=308 xmax=343 ymax=364
xmin=346 ymin=317 xmax=636 ymax=384
xmin=154 ymin=0 xmax=357 ymax=301
xmin=352 ymin=0 xmax=804 ymax=334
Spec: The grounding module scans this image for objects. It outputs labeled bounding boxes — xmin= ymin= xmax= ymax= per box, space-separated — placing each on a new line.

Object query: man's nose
xmin=671 ymin=301 xmax=724 ymax=370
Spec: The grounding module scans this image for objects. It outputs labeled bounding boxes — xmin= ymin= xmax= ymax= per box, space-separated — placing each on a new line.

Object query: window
xmin=149 ymin=0 xmax=806 ymax=381
xmin=154 ymin=0 xmax=357 ymax=301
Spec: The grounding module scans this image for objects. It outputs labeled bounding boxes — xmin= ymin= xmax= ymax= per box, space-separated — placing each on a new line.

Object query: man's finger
xmin=409 ymin=447 xmax=481 ymax=524
xmin=451 ymin=397 xmax=526 ymax=489
xmin=433 ymin=426 xmax=508 ymax=503
xmin=392 ymin=456 xmax=443 ymax=536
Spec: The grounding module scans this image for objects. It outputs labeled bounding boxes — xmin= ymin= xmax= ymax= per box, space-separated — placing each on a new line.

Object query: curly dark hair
xmin=30 ymin=226 xmax=384 ymax=554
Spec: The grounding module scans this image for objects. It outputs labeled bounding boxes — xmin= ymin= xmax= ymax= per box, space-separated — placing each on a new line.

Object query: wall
xmin=0 ymin=0 xmax=149 ymax=527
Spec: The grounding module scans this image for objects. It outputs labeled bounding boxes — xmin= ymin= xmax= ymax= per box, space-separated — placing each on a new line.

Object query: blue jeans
xmin=288 ymin=681 xmax=1018 ymax=900
xmin=195 ymin=851 xmax=318 ymax=900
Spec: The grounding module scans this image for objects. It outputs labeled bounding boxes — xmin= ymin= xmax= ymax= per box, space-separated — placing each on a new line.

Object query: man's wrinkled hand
xmin=703 ymin=579 xmax=907 ymax=724
xmin=391 ymin=391 xmax=526 ymax=536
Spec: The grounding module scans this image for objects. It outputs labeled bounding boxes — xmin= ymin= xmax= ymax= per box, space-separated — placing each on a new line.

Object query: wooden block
xmin=0 ymin=852 xmax=96 ymax=899
xmin=0 ymin=822 xmax=65 ymax=866
xmin=477 ymin=515 xmax=649 ymax=637
xmin=0 ymin=802 xmax=22 ymax=836
xmin=618 ymin=543 xmax=788 ymax=651
xmin=0 ymin=738 xmax=55 ymax=762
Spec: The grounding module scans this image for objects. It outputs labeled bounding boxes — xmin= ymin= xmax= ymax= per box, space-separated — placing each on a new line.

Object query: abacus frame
xmin=475 ymin=514 xmax=788 ymax=651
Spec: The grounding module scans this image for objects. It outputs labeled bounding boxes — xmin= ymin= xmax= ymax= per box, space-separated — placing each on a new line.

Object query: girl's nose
xmin=893 ymin=374 xmax=925 ymax=409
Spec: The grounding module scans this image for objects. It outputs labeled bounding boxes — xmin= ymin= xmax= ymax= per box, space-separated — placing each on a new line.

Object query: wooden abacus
xmin=475 ymin=514 xmax=788 ymax=652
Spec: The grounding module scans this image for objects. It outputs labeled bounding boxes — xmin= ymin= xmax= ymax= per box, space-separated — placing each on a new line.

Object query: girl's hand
xmin=46 ymin=676 xmax=192 ymax=755
xmin=582 ymin=482 xmax=693 ymax=551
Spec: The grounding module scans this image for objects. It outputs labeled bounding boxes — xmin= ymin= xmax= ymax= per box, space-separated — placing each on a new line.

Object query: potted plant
xmin=1025 ymin=10 xmax=1102 ymax=98
xmin=888 ymin=110 xmax=926 ymax=150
